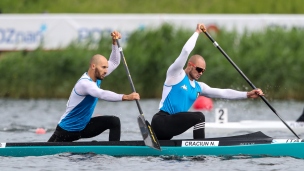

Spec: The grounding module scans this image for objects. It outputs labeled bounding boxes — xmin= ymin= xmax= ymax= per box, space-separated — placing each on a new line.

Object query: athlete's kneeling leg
xmin=107 ymin=116 xmax=121 ymax=141
xmin=151 ymin=111 xmax=205 ymax=140
xmin=191 ymin=112 xmax=205 ymax=139
xmin=47 ymin=125 xmax=81 ymax=142
xmin=151 ymin=111 xmax=175 ymax=140
xmin=80 ymin=116 xmax=121 ymax=141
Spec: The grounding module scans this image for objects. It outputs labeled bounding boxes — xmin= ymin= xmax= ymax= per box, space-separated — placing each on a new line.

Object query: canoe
xmin=1 ymin=131 xmax=304 ymax=159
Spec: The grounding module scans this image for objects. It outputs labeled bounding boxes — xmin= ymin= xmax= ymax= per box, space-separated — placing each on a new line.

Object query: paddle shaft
xmin=115 ymin=39 xmax=161 ymax=150
xmin=116 ymin=40 xmax=143 ymax=114
xmin=202 ymin=29 xmax=300 ymax=139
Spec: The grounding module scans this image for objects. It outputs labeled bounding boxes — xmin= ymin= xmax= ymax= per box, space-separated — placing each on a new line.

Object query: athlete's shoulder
xmin=79 ymin=72 xmax=92 ymax=80
xmin=75 ymin=73 xmax=94 ymax=88
xmin=165 ymin=70 xmax=186 ymax=86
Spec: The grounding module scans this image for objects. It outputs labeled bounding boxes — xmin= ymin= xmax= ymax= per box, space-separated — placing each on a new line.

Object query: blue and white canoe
xmin=1 ymin=131 xmax=304 ymax=159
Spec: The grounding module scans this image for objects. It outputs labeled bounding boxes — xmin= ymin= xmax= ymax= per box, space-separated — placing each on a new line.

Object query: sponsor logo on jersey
xmin=181 ymin=85 xmax=187 ymax=90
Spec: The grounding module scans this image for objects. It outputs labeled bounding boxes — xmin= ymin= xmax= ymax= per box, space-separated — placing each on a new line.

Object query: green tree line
xmin=0 ymin=24 xmax=303 ymax=100
xmin=0 ymin=0 xmax=304 ymax=14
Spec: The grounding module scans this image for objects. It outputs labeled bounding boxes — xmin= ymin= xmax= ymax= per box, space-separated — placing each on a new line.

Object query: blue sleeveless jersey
xmin=160 ymin=75 xmax=202 ymax=114
xmin=59 ymin=75 xmax=102 ymax=131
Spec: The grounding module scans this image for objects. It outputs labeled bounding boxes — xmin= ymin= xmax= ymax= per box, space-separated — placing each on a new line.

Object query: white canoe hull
xmin=187 ymin=121 xmax=304 ymax=134
xmin=188 ymin=107 xmax=304 ymax=134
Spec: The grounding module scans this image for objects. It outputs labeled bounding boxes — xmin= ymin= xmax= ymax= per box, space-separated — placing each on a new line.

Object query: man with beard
xmin=48 ymin=31 xmax=140 ymax=142
xmin=151 ymin=24 xmax=264 ymax=140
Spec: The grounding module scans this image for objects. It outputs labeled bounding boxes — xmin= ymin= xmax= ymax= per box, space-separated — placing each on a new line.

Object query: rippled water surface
xmin=0 ymin=98 xmax=304 ymax=171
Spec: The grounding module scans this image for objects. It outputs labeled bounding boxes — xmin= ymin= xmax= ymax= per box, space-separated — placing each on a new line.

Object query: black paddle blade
xmin=297 ymin=108 xmax=304 ymax=122
xmin=137 ymin=115 xmax=161 ymax=151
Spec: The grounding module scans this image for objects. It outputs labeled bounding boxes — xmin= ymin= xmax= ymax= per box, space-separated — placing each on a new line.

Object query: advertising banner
xmin=1 ymin=14 xmax=304 ymax=50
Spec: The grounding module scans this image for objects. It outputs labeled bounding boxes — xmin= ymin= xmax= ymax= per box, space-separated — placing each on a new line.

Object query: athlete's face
xmin=189 ymin=60 xmax=206 ymax=81
xmin=94 ymin=59 xmax=108 ymax=80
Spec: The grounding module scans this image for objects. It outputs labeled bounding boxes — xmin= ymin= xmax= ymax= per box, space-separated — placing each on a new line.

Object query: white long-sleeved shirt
xmin=58 ymin=45 xmax=123 ymax=131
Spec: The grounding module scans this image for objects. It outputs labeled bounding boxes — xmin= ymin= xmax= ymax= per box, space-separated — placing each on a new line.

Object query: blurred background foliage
xmin=0 ymin=24 xmax=303 ymax=100
xmin=0 ymin=0 xmax=303 ymax=100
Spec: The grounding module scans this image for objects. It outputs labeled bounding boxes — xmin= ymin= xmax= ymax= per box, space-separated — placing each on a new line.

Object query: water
xmin=0 ymin=98 xmax=304 ymax=171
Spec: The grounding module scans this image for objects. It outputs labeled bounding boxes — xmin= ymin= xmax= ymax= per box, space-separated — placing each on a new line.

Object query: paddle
xmin=115 ymin=38 xmax=161 ymax=150
xmin=200 ymin=26 xmax=301 ymax=139
xmin=296 ymin=108 xmax=304 ymax=122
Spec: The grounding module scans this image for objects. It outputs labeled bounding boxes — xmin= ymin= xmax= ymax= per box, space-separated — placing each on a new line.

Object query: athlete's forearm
xmin=97 ymin=90 xmax=124 ymax=101
xmin=203 ymin=88 xmax=247 ymax=99
xmin=122 ymin=93 xmax=140 ymax=101
xmin=106 ymin=45 xmax=120 ymax=76
xmin=199 ymin=82 xmax=247 ymax=99
xmin=88 ymin=86 xmax=123 ymax=101
xmin=76 ymin=80 xmax=123 ymax=101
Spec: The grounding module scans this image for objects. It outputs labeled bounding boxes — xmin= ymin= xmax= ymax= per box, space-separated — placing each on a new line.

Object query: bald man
xmin=48 ymin=31 xmax=140 ymax=142
xmin=151 ymin=24 xmax=264 ymax=140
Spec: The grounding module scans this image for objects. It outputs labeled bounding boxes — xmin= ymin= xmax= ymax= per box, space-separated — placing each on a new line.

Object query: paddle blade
xmin=296 ymin=108 xmax=304 ymax=122
xmin=137 ymin=115 xmax=161 ymax=151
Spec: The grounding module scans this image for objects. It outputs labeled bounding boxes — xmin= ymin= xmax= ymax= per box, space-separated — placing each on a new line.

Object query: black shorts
xmin=151 ymin=110 xmax=205 ymax=140
xmin=48 ymin=115 xmax=121 ymax=142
